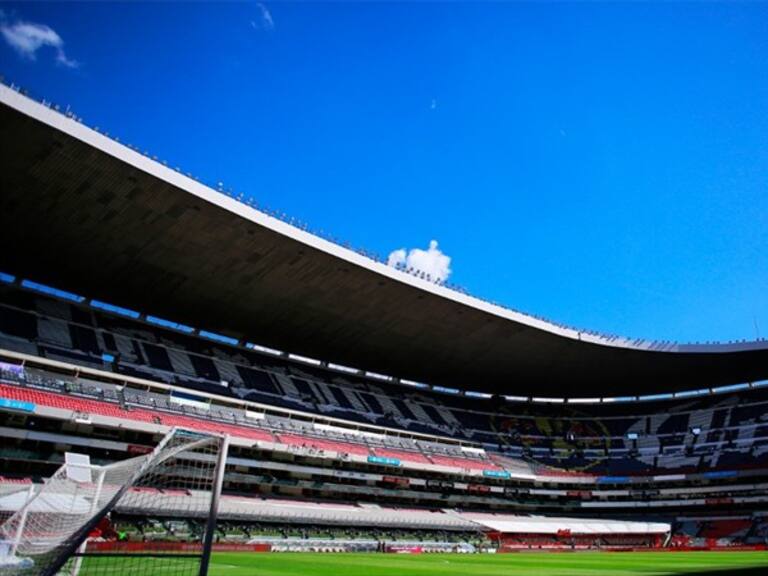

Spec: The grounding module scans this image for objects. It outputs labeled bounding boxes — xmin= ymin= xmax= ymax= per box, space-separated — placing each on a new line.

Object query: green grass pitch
xmin=73 ymin=552 xmax=768 ymax=576
xmin=76 ymin=551 xmax=768 ymax=576
xmin=206 ymin=551 xmax=768 ymax=576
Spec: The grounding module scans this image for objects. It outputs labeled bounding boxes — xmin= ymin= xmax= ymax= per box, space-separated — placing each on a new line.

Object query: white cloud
xmin=252 ymin=3 xmax=274 ymax=31
xmin=388 ymin=240 xmax=452 ymax=283
xmin=0 ymin=18 xmax=78 ymax=68
xmin=387 ymin=248 xmax=406 ymax=267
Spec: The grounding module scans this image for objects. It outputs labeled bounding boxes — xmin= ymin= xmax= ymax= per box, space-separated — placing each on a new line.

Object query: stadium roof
xmin=2 ymin=82 xmax=768 ymax=398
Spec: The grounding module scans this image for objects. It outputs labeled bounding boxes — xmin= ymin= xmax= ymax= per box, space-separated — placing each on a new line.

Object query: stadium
xmin=0 ymin=72 xmax=768 ymax=576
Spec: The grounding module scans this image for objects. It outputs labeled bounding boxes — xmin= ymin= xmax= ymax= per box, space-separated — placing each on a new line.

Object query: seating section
xmin=275 ymin=433 xmax=371 ymax=457
xmin=2 ymin=285 xmax=768 ymax=551
xmin=698 ymin=519 xmax=752 ymax=540
xmin=0 ymin=382 xmax=275 ymax=443
xmin=111 ymin=519 xmax=487 ymax=548
xmin=429 ymin=455 xmax=502 ymax=471
xmin=374 ymin=448 xmax=431 ymax=465
xmin=672 ymin=517 xmax=766 ymax=547
xmin=0 ymin=378 xmax=509 ymax=472
xmin=1 ymin=284 xmax=768 ymax=478
xmin=497 ymin=533 xmax=660 ymax=550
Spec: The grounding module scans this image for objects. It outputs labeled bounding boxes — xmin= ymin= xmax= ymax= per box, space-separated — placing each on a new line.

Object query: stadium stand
xmin=2 ymin=283 xmax=768 ymax=481
xmin=0 ymin=78 xmax=767 ymax=558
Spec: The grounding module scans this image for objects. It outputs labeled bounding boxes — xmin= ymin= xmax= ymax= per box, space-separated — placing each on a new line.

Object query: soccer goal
xmin=0 ymin=428 xmax=229 ymax=576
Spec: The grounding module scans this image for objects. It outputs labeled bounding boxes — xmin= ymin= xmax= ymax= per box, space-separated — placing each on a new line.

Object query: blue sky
xmin=1 ymin=2 xmax=766 ymax=344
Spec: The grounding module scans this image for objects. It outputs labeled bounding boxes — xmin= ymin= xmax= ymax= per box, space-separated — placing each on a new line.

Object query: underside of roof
xmin=2 ymin=84 xmax=767 ymax=398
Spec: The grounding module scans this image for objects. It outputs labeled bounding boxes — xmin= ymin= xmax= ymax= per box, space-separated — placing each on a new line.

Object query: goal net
xmin=0 ymin=429 xmax=229 ymax=576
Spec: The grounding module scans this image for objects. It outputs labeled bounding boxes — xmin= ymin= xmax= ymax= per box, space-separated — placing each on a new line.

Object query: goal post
xmin=0 ymin=429 xmax=229 ymax=576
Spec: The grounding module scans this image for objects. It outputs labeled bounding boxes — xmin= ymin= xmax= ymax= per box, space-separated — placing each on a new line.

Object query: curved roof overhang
xmin=2 ymin=83 xmax=767 ymax=398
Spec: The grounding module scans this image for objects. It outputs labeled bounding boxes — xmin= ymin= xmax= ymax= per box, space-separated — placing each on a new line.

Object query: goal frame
xmin=1 ymin=428 xmax=229 ymax=576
